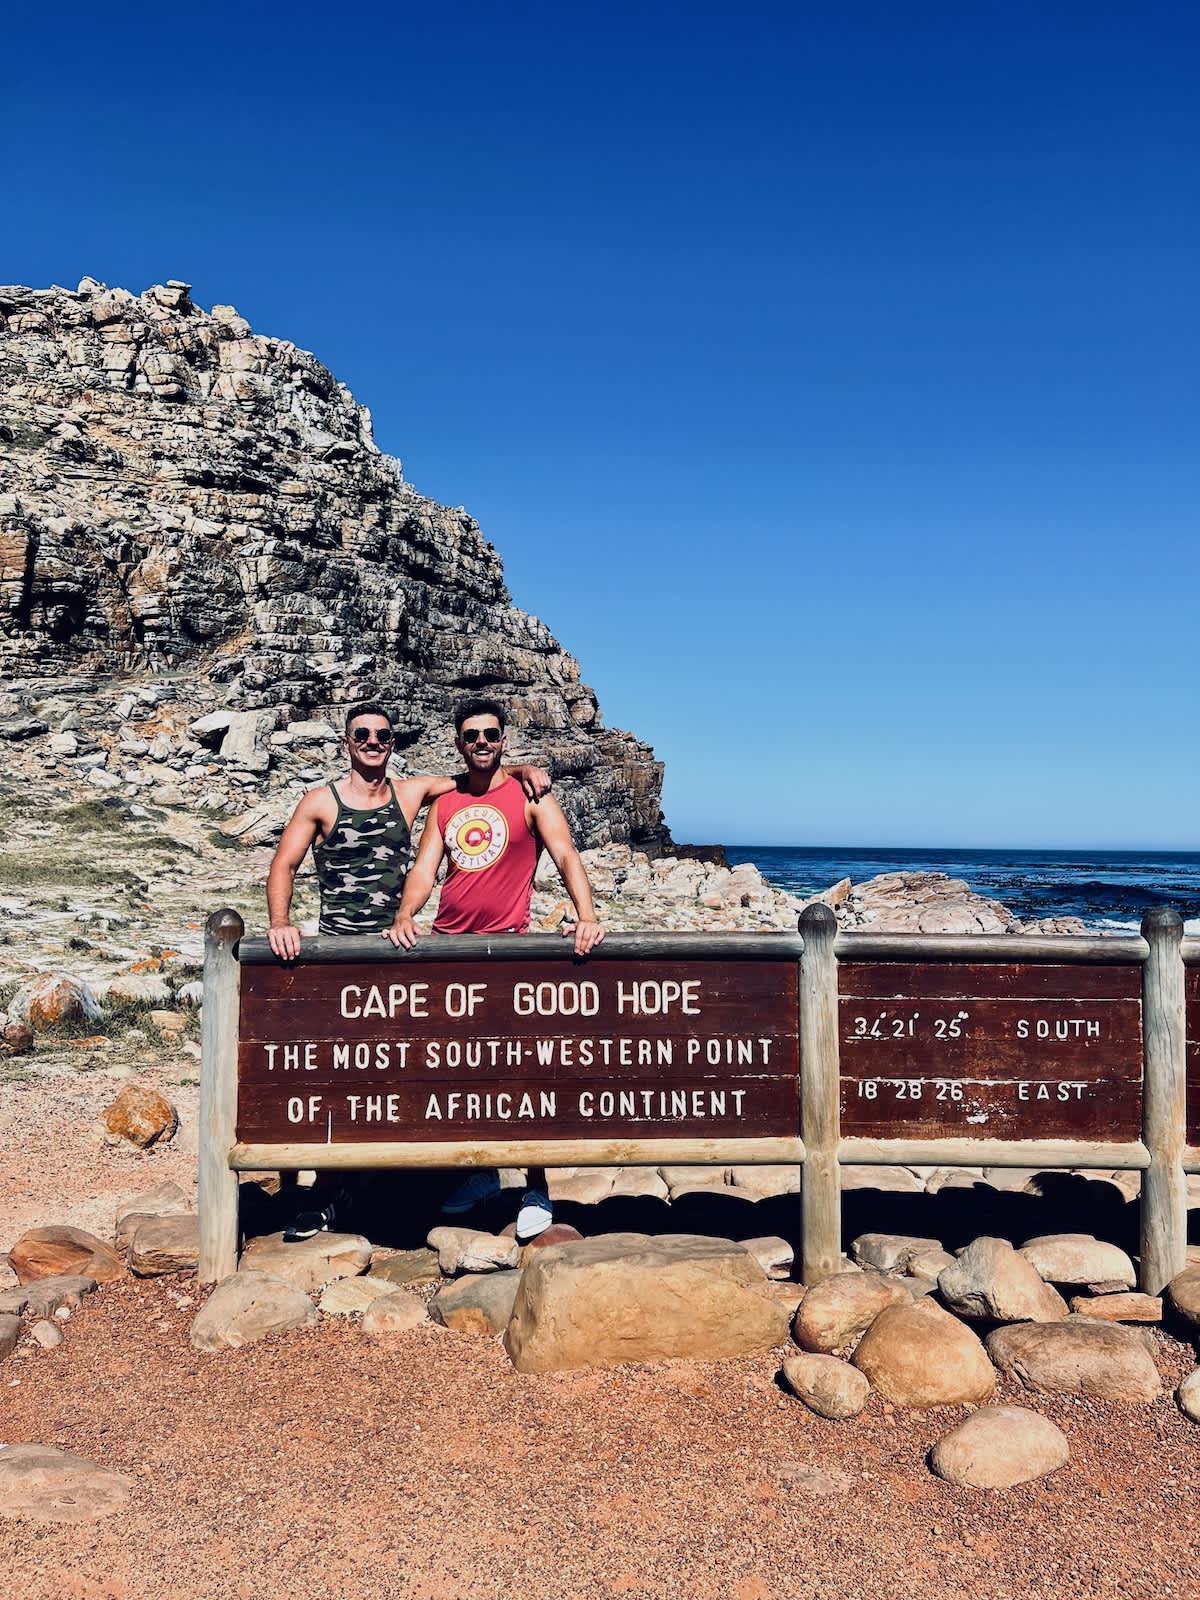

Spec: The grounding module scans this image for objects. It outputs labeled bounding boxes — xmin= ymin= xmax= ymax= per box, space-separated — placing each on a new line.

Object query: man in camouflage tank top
xmin=266 ymin=702 xmax=550 ymax=956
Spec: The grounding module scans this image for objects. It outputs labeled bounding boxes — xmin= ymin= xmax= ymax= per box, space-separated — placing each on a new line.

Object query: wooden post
xmin=1140 ymin=907 xmax=1187 ymax=1294
xmin=799 ymin=903 xmax=841 ymax=1283
xmin=198 ymin=907 xmax=244 ymax=1283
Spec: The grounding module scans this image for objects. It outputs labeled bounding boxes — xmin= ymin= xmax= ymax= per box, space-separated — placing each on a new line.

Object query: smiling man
xmin=266 ymin=702 xmax=550 ymax=957
xmin=384 ymin=696 xmax=606 ymax=1238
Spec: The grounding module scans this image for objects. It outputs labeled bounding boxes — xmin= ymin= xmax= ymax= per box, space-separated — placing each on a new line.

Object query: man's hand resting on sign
xmin=268 ymin=923 xmax=303 ymax=960
xmin=564 ymin=918 xmax=606 ymax=956
xmin=383 ymin=914 xmax=421 ymax=949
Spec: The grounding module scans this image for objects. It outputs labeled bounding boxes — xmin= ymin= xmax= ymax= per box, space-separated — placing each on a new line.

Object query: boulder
xmin=2 ymin=1020 xmax=34 ymax=1055
xmin=739 ymin=1236 xmax=794 ymax=1280
xmin=929 ymin=1407 xmax=1070 ymax=1489
xmin=518 ymin=1223 xmax=584 ymax=1264
xmin=31 ymin=1319 xmax=64 ymax=1349
xmin=780 ymin=1353 xmax=869 ymax=1419
xmin=96 ymin=1084 xmax=178 ymax=1149
xmin=728 ymin=1165 xmax=801 ymax=1199
xmin=0 ymin=1445 xmax=134 ymax=1521
xmin=1019 ymin=1234 xmax=1136 ymax=1289
xmin=7 ymin=972 xmax=101 ymax=1031
xmin=1166 ymin=1266 xmax=1200 ymax=1327
xmin=937 ymin=1237 xmax=1068 ymax=1323
xmin=430 ymin=1271 xmax=523 ymax=1335
xmin=114 ymin=1181 xmax=193 ymax=1252
xmin=318 ymin=1276 xmax=388 ymax=1315
xmin=792 ymin=1272 xmax=910 ymax=1354
xmin=20 ymin=1276 xmax=98 ymax=1319
xmin=0 ymin=1314 xmax=19 ymax=1361
xmin=190 ymin=1271 xmax=317 ymax=1351
xmin=128 ymin=1214 xmax=199 ymax=1276
xmin=9 ymin=1226 xmax=125 ymax=1285
xmin=852 ymin=1300 xmax=996 ymax=1408
xmin=840 ymin=1166 xmax=925 ymax=1193
xmin=1070 ymin=1292 xmax=1162 ymax=1324
xmin=363 ymin=1289 xmax=431 ymax=1336
xmin=367 ymin=1248 xmax=441 ymax=1288
xmin=607 ymin=1168 xmax=669 ymax=1200
xmin=238 ymin=1231 xmax=371 ymax=1293
xmin=104 ymin=971 xmax=172 ymax=1006
xmin=986 ymin=1319 xmax=1161 ymax=1400
xmin=850 ymin=1233 xmax=942 ymax=1272
xmin=504 ymin=1232 xmax=789 ymax=1374
xmin=1176 ymin=1368 xmax=1200 ymax=1422
xmin=426 ymin=1226 xmax=519 ymax=1276
xmin=546 ymin=1171 xmax=616 ymax=1205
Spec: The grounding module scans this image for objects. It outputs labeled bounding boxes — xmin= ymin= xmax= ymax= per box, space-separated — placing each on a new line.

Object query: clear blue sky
xmin=6 ymin=2 xmax=1198 ymax=848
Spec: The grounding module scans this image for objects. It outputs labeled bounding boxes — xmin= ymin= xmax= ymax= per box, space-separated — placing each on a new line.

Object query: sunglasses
xmin=459 ymin=726 xmax=503 ymax=744
xmin=349 ymin=728 xmax=395 ymax=745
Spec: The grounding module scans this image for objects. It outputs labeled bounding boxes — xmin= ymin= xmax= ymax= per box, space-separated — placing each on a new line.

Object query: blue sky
xmin=6 ymin=2 xmax=1198 ymax=848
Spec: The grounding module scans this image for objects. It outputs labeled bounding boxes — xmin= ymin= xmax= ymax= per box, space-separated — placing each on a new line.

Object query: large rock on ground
xmin=1070 ymin=1292 xmax=1162 ymax=1324
xmin=363 ymin=1289 xmax=431 ymax=1335
xmin=851 ymin=1234 xmax=942 ymax=1272
xmin=986 ymin=1319 xmax=1161 ymax=1400
xmin=792 ymin=1272 xmax=911 ymax=1354
xmin=780 ymin=1353 xmax=869 ymax=1419
xmin=190 ymin=1271 xmax=317 ymax=1351
xmin=0 ymin=1314 xmax=19 ymax=1361
xmin=1019 ymin=1234 xmax=1135 ymax=1289
xmin=427 ymin=1226 xmax=519 ymax=1276
xmin=504 ymin=1233 xmax=789 ymax=1374
xmin=9 ymin=1226 xmax=125 ymax=1285
xmin=20 ymin=1276 xmax=98 ymax=1318
xmin=938 ymin=1237 xmax=1068 ymax=1323
xmin=128 ymin=1214 xmax=199 ymax=1276
xmin=0 ymin=1445 xmax=133 ymax=1521
xmin=367 ymin=1248 xmax=440 ymax=1288
xmin=929 ymin=1407 xmax=1070 ymax=1488
xmin=430 ymin=1271 xmax=522 ymax=1335
xmin=852 ymin=1300 xmax=996 ymax=1408
xmin=96 ymin=1084 xmax=178 ymax=1149
xmin=114 ymin=1181 xmax=192 ymax=1253
xmin=1176 ymin=1368 xmax=1200 ymax=1422
xmin=6 ymin=973 xmax=101 ymax=1031
xmin=1166 ymin=1266 xmax=1200 ymax=1327
xmin=238 ymin=1231 xmax=371 ymax=1293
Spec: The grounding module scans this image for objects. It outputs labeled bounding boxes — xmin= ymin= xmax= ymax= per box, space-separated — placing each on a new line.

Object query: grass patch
xmin=57 ymin=799 xmax=133 ymax=831
xmin=0 ymin=854 xmax=139 ymax=889
xmin=207 ymin=829 xmax=244 ymax=850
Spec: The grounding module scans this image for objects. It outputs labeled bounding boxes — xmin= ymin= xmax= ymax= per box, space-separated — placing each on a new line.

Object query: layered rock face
xmin=0 ymin=279 xmax=668 ymax=849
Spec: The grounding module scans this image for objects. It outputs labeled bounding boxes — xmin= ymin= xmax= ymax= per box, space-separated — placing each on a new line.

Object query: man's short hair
xmin=453 ymin=697 xmax=506 ymax=733
xmin=344 ymin=701 xmax=394 ymax=733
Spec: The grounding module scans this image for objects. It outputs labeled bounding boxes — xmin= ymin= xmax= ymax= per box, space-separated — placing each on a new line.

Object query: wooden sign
xmin=1187 ymin=966 xmax=1200 ymax=1147
xmin=236 ymin=957 xmax=800 ymax=1143
xmin=839 ymin=962 xmax=1143 ymax=1140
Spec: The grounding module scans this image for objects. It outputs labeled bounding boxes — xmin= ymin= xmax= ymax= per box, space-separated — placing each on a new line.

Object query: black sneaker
xmin=283 ymin=1202 xmax=337 ymax=1242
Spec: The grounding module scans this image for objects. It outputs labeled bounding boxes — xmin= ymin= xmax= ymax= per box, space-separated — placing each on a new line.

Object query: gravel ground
xmin=2 ymin=1278 xmax=1199 ymax=1600
xmin=3 ymin=1001 xmax=1199 ymax=1598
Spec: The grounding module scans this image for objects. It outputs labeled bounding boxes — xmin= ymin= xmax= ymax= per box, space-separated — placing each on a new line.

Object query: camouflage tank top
xmin=314 ymin=780 xmax=412 ymax=934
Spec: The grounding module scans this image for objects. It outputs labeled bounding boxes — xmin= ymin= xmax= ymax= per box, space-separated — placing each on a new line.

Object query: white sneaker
xmin=515 ymin=1189 xmax=554 ymax=1241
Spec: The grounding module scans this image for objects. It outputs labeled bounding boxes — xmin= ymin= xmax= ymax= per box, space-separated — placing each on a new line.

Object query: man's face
xmin=456 ymin=714 xmax=506 ymax=772
xmin=345 ymin=715 xmax=394 ymax=773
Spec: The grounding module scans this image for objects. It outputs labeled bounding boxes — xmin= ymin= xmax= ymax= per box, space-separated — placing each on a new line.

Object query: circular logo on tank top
xmin=446 ymin=804 xmax=509 ymax=872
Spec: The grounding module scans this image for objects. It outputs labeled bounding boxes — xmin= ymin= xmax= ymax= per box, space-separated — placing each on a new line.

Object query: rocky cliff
xmin=0 ymin=279 xmax=668 ymax=848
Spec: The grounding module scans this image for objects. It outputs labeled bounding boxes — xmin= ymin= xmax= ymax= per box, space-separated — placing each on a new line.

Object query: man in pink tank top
xmin=386 ymin=697 xmax=606 ymax=1237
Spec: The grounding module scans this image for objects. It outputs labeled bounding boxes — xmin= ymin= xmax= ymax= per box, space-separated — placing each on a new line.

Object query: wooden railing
xmin=198 ymin=904 xmax=1199 ymax=1291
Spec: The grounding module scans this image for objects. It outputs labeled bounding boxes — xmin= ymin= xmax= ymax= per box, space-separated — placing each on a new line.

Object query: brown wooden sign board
xmin=236 ymin=958 xmax=800 ymax=1144
xmin=839 ymin=963 xmax=1144 ymax=1141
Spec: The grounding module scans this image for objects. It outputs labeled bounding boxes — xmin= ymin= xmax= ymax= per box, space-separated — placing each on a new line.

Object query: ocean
xmin=723 ymin=845 xmax=1200 ymax=935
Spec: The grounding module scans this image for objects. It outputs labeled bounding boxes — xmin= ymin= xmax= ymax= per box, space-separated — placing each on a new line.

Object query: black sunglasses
xmin=459 ymin=726 xmax=502 ymax=744
xmin=349 ymin=728 xmax=395 ymax=745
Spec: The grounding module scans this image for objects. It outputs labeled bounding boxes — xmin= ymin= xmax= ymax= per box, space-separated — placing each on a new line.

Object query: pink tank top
xmin=432 ymin=776 xmax=540 ymax=935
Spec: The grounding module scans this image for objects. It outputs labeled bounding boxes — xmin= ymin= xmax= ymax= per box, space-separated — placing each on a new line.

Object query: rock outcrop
xmin=0 ymin=279 xmax=669 ymax=850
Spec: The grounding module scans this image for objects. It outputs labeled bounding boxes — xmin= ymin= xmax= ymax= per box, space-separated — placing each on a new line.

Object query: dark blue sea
xmin=723 ymin=846 xmax=1200 ymax=935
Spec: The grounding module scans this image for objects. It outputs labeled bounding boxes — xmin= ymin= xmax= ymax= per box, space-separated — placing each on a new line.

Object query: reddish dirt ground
xmin=3 ymin=1276 xmax=1199 ymax=1600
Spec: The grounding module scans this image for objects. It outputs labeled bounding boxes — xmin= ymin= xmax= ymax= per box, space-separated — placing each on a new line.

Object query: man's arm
xmin=394 ymin=764 xmax=550 ymax=824
xmin=528 ymin=795 xmax=606 ymax=956
xmin=382 ymin=811 xmax=447 ymax=948
xmin=265 ymin=791 xmax=328 ymax=959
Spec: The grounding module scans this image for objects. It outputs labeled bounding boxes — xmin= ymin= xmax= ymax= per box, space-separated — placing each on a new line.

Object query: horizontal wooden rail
xmin=236 ymin=930 xmax=805 ymax=964
xmin=231 ymin=1136 xmax=805 ymax=1170
xmin=836 ymin=932 xmax=1149 ymax=965
xmin=839 ymin=1138 xmax=1151 ymax=1170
